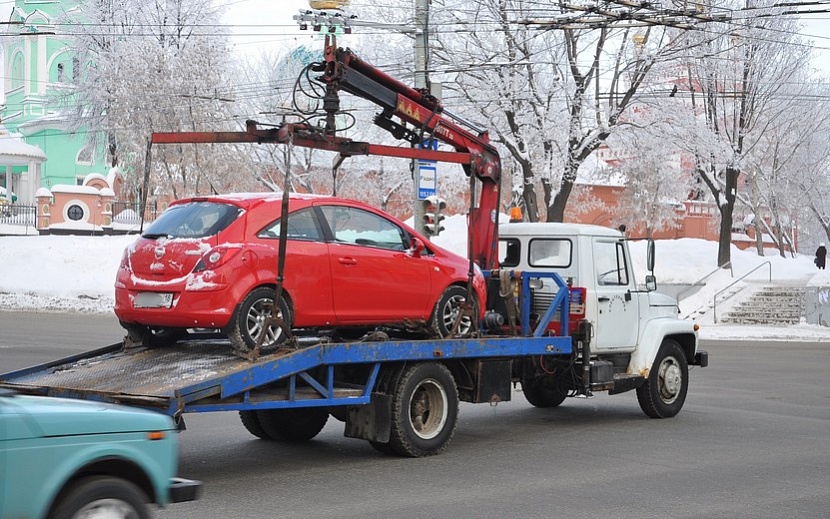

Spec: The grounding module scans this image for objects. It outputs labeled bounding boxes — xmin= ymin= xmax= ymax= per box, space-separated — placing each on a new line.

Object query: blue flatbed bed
xmin=0 ymin=334 xmax=572 ymax=418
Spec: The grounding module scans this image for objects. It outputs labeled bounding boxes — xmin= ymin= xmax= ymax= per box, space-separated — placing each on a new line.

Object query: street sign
xmin=417 ymin=140 xmax=438 ymax=200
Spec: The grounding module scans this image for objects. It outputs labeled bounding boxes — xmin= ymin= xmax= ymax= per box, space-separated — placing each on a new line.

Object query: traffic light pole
xmin=412 ymin=0 xmax=429 ymax=237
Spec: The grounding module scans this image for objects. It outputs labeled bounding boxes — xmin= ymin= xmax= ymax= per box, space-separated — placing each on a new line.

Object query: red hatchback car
xmin=115 ymin=193 xmax=486 ymax=351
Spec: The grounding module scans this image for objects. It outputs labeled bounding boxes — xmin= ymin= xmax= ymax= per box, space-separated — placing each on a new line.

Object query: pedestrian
xmin=816 ymin=242 xmax=827 ymax=270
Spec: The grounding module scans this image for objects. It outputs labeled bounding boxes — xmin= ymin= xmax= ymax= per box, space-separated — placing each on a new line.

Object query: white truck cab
xmin=497 ymin=222 xmax=707 ymax=418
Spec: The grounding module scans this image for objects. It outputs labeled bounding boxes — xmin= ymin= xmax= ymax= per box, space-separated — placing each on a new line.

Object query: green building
xmin=1 ymin=0 xmax=106 ymax=204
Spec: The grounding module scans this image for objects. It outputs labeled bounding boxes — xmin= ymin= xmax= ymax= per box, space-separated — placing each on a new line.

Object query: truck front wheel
xmin=637 ymin=339 xmax=688 ymax=418
xmin=388 ymin=362 xmax=459 ymax=457
xmin=49 ymin=475 xmax=149 ymax=519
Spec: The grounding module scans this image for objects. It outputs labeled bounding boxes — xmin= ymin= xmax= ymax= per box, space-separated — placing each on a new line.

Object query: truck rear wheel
xmin=238 ymin=410 xmax=270 ymax=440
xmin=256 ymin=408 xmax=329 ymax=442
xmin=522 ymin=378 xmax=568 ymax=408
xmin=388 ymin=362 xmax=458 ymax=457
xmin=49 ymin=475 xmax=149 ymax=519
xmin=637 ymin=339 xmax=688 ymax=418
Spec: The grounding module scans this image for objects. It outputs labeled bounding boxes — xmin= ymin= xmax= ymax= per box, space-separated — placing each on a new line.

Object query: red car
xmin=114 ymin=193 xmax=486 ymax=351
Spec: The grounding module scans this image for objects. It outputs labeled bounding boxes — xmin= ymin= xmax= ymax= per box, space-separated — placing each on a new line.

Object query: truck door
xmin=592 ymin=238 xmax=639 ymax=350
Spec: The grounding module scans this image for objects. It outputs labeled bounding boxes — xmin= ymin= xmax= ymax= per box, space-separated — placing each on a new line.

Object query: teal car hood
xmin=0 ymin=394 xmax=173 ymax=440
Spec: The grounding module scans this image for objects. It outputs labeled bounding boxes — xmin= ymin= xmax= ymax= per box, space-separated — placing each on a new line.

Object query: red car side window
xmin=258 ymin=208 xmax=322 ymax=241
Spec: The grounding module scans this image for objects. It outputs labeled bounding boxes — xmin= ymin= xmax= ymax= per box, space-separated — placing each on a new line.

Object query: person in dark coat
xmin=816 ymin=243 xmax=827 ymax=270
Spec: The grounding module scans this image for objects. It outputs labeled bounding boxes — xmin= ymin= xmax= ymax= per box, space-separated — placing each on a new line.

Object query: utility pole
xmin=412 ymin=0 xmax=430 ymax=237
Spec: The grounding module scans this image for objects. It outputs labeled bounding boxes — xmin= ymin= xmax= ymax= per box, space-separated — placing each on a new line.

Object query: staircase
xmin=719 ymin=285 xmax=806 ymax=325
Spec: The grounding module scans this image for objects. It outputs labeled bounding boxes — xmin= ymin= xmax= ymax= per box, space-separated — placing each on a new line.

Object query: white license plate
xmin=134 ymin=292 xmax=174 ymax=308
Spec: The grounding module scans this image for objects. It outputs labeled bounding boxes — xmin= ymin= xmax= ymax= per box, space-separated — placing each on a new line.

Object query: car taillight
xmin=193 ymin=247 xmax=241 ymax=272
xmin=118 ymin=248 xmax=130 ymax=270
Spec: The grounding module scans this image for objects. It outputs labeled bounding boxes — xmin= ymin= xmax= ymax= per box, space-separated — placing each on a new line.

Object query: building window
xmin=75 ymin=176 xmax=85 ymax=186
xmin=72 ymin=57 xmax=80 ymax=82
xmin=67 ymin=204 xmax=84 ymax=221
xmin=11 ymin=53 xmax=24 ymax=89
xmin=76 ymin=146 xmax=94 ymax=166
xmin=57 ymin=63 xmax=65 ymax=82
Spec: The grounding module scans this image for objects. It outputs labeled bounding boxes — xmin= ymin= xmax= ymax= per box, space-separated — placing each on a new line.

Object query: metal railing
xmin=0 ymin=203 xmax=37 ymax=228
xmin=112 ymin=201 xmax=159 ymax=227
xmin=713 ymin=261 xmax=772 ymax=323
xmin=677 ymin=261 xmax=733 ymax=301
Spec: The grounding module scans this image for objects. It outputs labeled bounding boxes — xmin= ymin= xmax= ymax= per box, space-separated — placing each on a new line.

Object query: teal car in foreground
xmin=0 ymin=389 xmax=201 ymax=519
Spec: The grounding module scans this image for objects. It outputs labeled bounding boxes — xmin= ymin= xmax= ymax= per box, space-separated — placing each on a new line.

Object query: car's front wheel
xmin=429 ymin=285 xmax=478 ymax=338
xmin=228 ymin=287 xmax=292 ymax=352
xmin=49 ymin=475 xmax=149 ymax=519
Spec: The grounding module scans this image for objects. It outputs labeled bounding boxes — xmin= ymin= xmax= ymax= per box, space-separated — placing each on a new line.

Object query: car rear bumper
xmin=115 ymin=286 xmax=236 ymax=329
xmin=169 ymin=477 xmax=202 ymax=503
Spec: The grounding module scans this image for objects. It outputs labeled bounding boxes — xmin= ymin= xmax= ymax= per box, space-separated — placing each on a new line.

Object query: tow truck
xmin=0 ymin=36 xmax=707 ymax=457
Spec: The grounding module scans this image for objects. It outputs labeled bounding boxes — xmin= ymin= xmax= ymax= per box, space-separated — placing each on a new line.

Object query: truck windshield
xmin=143 ymin=202 xmax=242 ymax=239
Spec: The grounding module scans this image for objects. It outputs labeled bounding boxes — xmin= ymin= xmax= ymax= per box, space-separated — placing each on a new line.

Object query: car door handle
xmin=598 ymin=296 xmax=610 ymax=302
xmin=338 ymin=257 xmax=358 ymax=266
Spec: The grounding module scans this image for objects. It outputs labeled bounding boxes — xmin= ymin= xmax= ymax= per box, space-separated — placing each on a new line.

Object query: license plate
xmin=134 ymin=292 xmax=174 ymax=308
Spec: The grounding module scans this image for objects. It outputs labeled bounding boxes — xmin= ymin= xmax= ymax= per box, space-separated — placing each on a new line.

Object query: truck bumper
xmin=169 ymin=477 xmax=203 ymax=503
xmin=692 ymin=350 xmax=708 ymax=367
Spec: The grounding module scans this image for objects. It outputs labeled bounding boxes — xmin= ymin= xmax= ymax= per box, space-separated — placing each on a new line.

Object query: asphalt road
xmin=1 ymin=311 xmax=828 ymax=518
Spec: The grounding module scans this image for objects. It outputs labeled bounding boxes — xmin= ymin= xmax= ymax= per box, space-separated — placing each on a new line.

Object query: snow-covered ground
xmin=2 ymin=215 xmax=829 ymax=342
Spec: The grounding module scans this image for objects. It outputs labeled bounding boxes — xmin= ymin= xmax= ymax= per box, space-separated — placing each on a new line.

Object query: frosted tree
xmin=674 ymin=6 xmax=811 ymax=266
xmin=595 ymin=128 xmax=690 ymax=237
xmin=59 ymin=0 xmax=240 ymax=201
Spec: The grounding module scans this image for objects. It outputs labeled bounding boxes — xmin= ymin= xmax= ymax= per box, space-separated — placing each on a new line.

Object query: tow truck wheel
xmin=430 ymin=285 xmax=477 ymax=338
xmin=388 ymin=362 xmax=458 ymax=457
xmin=229 ymin=287 xmax=292 ymax=351
xmin=521 ymin=378 xmax=568 ymax=408
xmin=238 ymin=411 xmax=271 ymax=440
xmin=637 ymin=339 xmax=689 ymax=418
xmin=256 ymin=408 xmax=329 ymax=442
xmin=49 ymin=475 xmax=149 ymax=519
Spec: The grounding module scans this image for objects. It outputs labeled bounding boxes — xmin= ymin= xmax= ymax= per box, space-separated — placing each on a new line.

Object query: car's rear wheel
xmin=228 ymin=287 xmax=292 ymax=351
xmin=429 ymin=285 xmax=477 ymax=338
xmin=49 ymin=475 xmax=149 ymax=519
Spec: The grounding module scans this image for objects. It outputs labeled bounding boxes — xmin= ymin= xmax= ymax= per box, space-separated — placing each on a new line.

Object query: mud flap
xmin=344 ymin=393 xmax=392 ymax=442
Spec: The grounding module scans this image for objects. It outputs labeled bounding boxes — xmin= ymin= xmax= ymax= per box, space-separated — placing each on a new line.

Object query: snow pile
xmin=2 ymin=216 xmax=829 ymax=341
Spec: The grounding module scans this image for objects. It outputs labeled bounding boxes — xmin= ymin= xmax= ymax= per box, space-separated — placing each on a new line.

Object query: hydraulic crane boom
xmin=316 ymin=36 xmax=502 ymax=270
xmin=152 ymin=35 xmax=502 ymax=269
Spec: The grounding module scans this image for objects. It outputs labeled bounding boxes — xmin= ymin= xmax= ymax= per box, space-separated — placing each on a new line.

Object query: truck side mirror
xmin=646 ymin=238 xmax=655 ymax=273
xmin=645 ymin=274 xmax=657 ymax=292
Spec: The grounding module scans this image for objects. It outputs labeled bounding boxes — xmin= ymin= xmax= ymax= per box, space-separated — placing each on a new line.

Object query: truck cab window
xmin=528 ymin=238 xmax=571 ymax=268
xmin=594 ymin=240 xmax=629 ymax=286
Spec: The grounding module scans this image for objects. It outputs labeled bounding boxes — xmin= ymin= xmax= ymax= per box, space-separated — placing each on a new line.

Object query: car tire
xmin=429 ymin=285 xmax=477 ymax=338
xmin=228 ymin=287 xmax=292 ymax=351
xmin=49 ymin=475 xmax=149 ymax=519
xmin=122 ymin=324 xmax=187 ymax=349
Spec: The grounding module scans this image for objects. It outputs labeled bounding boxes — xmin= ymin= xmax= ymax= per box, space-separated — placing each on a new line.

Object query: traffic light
xmin=422 ymin=195 xmax=446 ymax=237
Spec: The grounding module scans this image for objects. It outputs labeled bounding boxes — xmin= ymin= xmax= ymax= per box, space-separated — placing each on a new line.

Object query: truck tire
xmin=49 ymin=475 xmax=149 ymax=519
xmin=522 ymin=378 xmax=568 ymax=408
xmin=637 ymin=339 xmax=689 ymax=418
xmin=429 ymin=285 xmax=477 ymax=338
xmin=239 ymin=410 xmax=271 ymax=440
xmin=388 ymin=362 xmax=459 ymax=457
xmin=256 ymin=408 xmax=329 ymax=442
xmin=228 ymin=287 xmax=292 ymax=352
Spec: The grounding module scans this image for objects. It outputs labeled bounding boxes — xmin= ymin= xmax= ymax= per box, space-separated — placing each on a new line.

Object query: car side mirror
xmin=645 ymin=274 xmax=657 ymax=292
xmin=409 ymin=237 xmax=425 ymax=257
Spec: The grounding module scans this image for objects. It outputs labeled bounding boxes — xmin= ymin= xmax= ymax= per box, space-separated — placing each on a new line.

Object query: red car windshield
xmin=143 ymin=202 xmax=242 ymax=239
